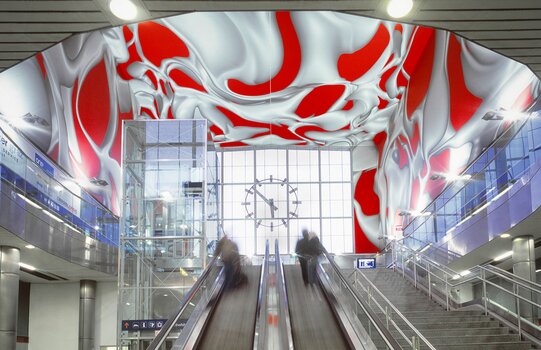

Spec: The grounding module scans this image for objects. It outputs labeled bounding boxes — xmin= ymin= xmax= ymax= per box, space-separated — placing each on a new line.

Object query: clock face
xmin=242 ymin=175 xmax=301 ymax=231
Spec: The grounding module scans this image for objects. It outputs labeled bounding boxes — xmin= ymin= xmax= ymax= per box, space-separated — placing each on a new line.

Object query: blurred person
xmin=306 ymin=231 xmax=323 ymax=285
xmin=295 ymin=229 xmax=311 ymax=284
xmin=215 ymin=235 xmax=247 ymax=288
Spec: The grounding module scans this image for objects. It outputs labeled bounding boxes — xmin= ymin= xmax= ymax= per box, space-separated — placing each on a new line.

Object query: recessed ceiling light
xmin=19 ymin=262 xmax=36 ymax=271
xmin=500 ymin=233 xmax=511 ymax=238
xmin=387 ymin=0 xmax=413 ymax=18
xmin=494 ymin=250 xmax=513 ymax=261
xmin=25 ymin=244 xmax=35 ymax=249
xmin=109 ymin=0 xmax=138 ymax=21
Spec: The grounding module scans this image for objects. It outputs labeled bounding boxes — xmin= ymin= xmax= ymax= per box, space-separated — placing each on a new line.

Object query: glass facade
xmin=119 ymin=119 xmax=218 ymax=346
xmin=218 ymin=148 xmax=353 ymax=255
xmin=403 ymin=112 xmax=541 ymax=251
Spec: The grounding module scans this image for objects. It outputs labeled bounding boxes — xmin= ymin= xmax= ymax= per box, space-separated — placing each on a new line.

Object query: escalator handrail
xmin=147 ymin=253 xmax=221 ymax=350
xmin=320 ymin=246 xmax=402 ymax=350
xmin=275 ymin=239 xmax=294 ymax=350
xmin=253 ymin=240 xmax=270 ymax=350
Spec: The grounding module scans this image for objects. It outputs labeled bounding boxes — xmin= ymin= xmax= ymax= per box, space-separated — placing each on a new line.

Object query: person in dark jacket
xmin=215 ymin=236 xmax=247 ymax=288
xmin=306 ymin=231 xmax=322 ymax=285
xmin=295 ymin=229 xmax=311 ymax=284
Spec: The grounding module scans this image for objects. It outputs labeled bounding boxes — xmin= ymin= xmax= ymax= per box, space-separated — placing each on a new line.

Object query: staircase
xmin=351 ymin=268 xmax=535 ymax=350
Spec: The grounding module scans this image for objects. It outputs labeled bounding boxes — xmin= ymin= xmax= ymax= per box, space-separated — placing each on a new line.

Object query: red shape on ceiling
xmin=354 ymin=211 xmax=380 ymax=253
xmin=138 ymin=21 xmax=190 ymax=68
xmin=338 ymin=23 xmax=390 ymax=82
xmin=169 ymin=69 xmax=207 ymax=92
xmin=447 ymin=35 xmax=483 ymax=131
xmin=227 ymin=11 xmax=301 ymax=96
xmin=295 ymin=84 xmax=345 ymax=118
xmin=405 ymin=27 xmax=435 ymax=119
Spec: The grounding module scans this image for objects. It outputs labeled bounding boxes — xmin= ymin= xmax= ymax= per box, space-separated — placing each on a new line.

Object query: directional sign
xmin=356 ymin=258 xmax=376 ymax=269
xmin=121 ymin=319 xmax=187 ymax=331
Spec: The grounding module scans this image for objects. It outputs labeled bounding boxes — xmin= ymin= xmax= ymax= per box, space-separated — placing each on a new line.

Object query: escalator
xmin=195 ymin=266 xmax=261 ymax=350
xmin=283 ymin=265 xmax=349 ymax=350
xmin=148 ymin=240 xmax=401 ymax=350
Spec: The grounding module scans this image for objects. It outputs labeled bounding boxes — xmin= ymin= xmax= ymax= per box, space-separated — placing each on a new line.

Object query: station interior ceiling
xmin=2 ymin=0 xmax=541 ymax=282
xmin=0 ymin=0 xmax=540 ymax=79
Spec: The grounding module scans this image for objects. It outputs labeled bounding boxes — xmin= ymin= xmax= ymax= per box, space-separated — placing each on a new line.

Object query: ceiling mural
xmin=0 ymin=11 xmax=538 ymax=252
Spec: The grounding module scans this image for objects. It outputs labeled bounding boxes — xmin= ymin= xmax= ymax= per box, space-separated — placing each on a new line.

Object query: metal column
xmin=0 ymin=246 xmax=20 ymax=350
xmin=512 ymin=236 xmax=536 ymax=323
xmin=79 ymin=280 xmax=96 ymax=350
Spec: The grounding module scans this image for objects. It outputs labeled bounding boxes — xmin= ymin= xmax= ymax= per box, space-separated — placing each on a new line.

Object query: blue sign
xmin=357 ymin=258 xmax=376 ymax=269
xmin=121 ymin=319 xmax=187 ymax=331
xmin=35 ymin=153 xmax=54 ymax=177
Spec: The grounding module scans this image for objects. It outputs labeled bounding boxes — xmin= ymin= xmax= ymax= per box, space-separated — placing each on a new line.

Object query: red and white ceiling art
xmin=0 ymin=11 xmax=538 ymax=252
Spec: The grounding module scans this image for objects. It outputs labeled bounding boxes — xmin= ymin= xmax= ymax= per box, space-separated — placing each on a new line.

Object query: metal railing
xmin=253 ymin=240 xmax=269 ymax=350
xmin=318 ymin=246 xmax=402 ymax=349
xmin=351 ymin=269 xmax=436 ymax=350
xmin=392 ymin=240 xmax=541 ymax=342
xmin=147 ymin=254 xmax=221 ymax=350
xmin=0 ymin=126 xmax=119 ymax=245
xmin=275 ymin=240 xmax=295 ymax=350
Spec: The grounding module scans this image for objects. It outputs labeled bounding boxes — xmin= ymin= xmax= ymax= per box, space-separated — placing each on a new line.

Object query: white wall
xmin=95 ymin=282 xmax=118 ymax=349
xmin=28 ymin=281 xmax=118 ymax=350
xmin=29 ymin=283 xmax=79 ymax=350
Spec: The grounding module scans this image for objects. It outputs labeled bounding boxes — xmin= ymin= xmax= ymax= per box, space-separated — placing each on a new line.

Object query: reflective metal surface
xmin=79 ymin=280 xmax=96 ymax=350
xmin=0 ymin=246 xmax=20 ymax=350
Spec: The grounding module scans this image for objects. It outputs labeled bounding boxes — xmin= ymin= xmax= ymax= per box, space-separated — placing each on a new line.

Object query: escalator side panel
xmin=196 ymin=266 xmax=261 ymax=350
xmin=283 ymin=265 xmax=350 ymax=350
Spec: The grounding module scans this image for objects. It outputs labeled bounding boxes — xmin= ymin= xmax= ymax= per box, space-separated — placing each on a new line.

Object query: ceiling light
xmin=42 ymin=209 xmax=64 ymax=223
xmin=459 ymin=270 xmax=471 ymax=277
xmin=17 ymin=193 xmax=41 ymax=209
xmin=19 ymin=262 xmax=36 ymax=271
xmin=25 ymin=244 xmax=35 ymax=249
xmin=500 ymin=233 xmax=511 ymax=239
xmin=494 ymin=250 xmax=513 ymax=261
xmin=387 ymin=0 xmax=413 ymax=18
xmin=536 ymin=269 xmax=541 ymax=273
xmin=109 ymin=0 xmax=138 ymax=21
xmin=94 ymin=225 xmax=100 ymax=230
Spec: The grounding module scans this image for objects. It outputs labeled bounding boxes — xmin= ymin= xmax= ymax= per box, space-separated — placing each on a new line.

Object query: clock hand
xmin=269 ymin=199 xmax=275 ymax=218
xmin=254 ymin=188 xmax=278 ymax=211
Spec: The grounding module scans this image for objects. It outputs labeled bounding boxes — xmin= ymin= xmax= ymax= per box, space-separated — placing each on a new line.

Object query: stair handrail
xmin=352 ymin=269 xmax=437 ymax=350
xmin=147 ymin=253 xmax=221 ymax=350
xmin=253 ymin=240 xmax=269 ymax=350
xmin=392 ymin=239 xmax=541 ymax=341
xmin=483 ymin=264 xmax=541 ymax=290
xmin=320 ymin=246 xmax=402 ymax=349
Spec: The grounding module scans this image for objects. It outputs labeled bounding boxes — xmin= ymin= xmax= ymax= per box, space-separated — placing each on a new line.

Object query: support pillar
xmin=512 ymin=236 xmax=536 ymax=322
xmin=0 ymin=246 xmax=20 ymax=350
xmin=79 ymin=280 xmax=96 ymax=350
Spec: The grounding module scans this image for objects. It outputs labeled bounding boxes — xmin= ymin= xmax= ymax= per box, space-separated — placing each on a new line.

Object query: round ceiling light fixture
xmin=109 ymin=0 xmax=138 ymax=21
xmin=387 ymin=0 xmax=414 ymax=18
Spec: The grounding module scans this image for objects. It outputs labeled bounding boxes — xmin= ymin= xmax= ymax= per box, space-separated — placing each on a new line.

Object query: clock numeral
xmin=292 ymin=200 xmax=302 ymax=205
xmin=256 ymin=220 xmax=262 ymax=228
xmin=281 ymin=219 xmax=288 ymax=227
xmin=289 ymin=211 xmax=298 ymax=218
xmin=269 ymin=175 xmax=273 ymax=182
xmin=241 ymin=201 xmax=251 ymax=206
xmin=270 ymin=222 xmax=274 ymax=232
xmin=289 ymin=187 xmax=297 ymax=194
xmin=245 ymin=189 xmax=253 ymax=194
xmin=246 ymin=212 xmax=254 ymax=218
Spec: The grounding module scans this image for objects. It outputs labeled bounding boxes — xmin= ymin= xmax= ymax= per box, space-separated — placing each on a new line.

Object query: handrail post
xmin=413 ymin=256 xmax=417 ymax=288
xmin=514 ymin=283 xmax=522 ymax=340
xmin=400 ymin=247 xmax=406 ymax=278
xmin=427 ymin=263 xmax=431 ymax=299
xmin=445 ymin=274 xmax=449 ymax=311
xmin=481 ymin=269 xmax=488 ymax=316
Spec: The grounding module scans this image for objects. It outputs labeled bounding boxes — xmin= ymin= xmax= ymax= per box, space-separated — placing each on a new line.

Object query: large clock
xmin=242 ymin=175 xmax=301 ymax=231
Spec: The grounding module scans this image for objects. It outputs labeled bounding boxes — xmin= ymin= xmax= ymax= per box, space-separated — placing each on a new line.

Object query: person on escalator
xmin=295 ymin=229 xmax=311 ymax=285
xmin=306 ymin=231 xmax=323 ymax=285
xmin=215 ymin=235 xmax=247 ymax=289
